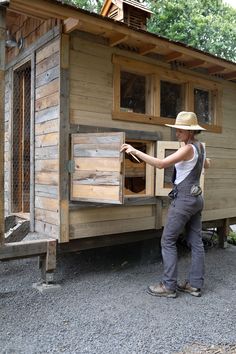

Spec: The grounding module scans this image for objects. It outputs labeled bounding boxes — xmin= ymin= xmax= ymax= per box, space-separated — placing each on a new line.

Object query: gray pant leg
xmin=161 ymin=204 xmax=191 ymax=291
xmin=185 ymin=212 xmax=205 ymax=289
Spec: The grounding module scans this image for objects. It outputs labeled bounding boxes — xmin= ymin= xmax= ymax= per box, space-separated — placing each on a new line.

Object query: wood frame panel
xmin=155 ymin=141 xmax=205 ymax=196
xmin=112 ymin=55 xmax=222 ymax=133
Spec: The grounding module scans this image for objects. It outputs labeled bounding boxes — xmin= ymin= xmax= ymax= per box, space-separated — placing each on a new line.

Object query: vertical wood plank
xmin=217 ymin=218 xmax=229 ymax=249
xmin=7 ymin=68 xmax=13 ymax=215
xmin=30 ymin=52 xmax=36 ymax=231
xmin=0 ymin=7 xmax=6 ymax=246
xmin=59 ymin=34 xmax=69 ymax=243
xmin=113 ymin=63 xmax=120 ymax=113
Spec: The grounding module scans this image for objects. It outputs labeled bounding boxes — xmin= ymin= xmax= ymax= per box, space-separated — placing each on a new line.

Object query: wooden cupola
xmin=101 ymin=0 xmax=153 ymax=30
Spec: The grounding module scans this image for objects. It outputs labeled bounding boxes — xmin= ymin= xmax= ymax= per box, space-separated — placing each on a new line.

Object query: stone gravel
xmin=0 ymin=241 xmax=236 ymax=354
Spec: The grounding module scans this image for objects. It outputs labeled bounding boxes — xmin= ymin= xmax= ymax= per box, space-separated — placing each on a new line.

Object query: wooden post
xmin=0 ymin=7 xmax=6 ymax=246
xmin=217 ymin=218 xmax=229 ymax=249
xmin=39 ymin=240 xmax=57 ymax=284
xmin=59 ymin=33 xmax=70 ymax=243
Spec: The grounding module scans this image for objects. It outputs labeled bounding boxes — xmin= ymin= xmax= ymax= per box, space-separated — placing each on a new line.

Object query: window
xmin=194 ymin=88 xmax=213 ymax=125
xmin=70 ymin=133 xmax=155 ymax=204
xmin=112 ymin=55 xmax=222 ymax=133
xmin=160 ymin=81 xmax=184 ymax=118
xmin=124 ymin=140 xmax=154 ymax=197
xmin=120 ymin=71 xmax=147 ymax=114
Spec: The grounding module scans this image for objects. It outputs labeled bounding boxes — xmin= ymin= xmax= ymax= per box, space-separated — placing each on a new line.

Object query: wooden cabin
xmin=1 ymin=0 xmax=236 ymax=259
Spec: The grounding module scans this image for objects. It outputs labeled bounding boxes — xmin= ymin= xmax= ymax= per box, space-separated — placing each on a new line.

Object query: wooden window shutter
xmin=71 ymin=132 xmax=125 ymax=204
xmin=155 ymin=141 xmax=205 ymax=196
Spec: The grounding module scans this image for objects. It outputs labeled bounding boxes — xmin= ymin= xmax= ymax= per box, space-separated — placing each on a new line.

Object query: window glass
xmin=120 ymin=71 xmax=146 ymax=114
xmin=161 ymin=81 xmax=183 ymax=118
xmin=194 ymin=88 xmax=212 ymax=124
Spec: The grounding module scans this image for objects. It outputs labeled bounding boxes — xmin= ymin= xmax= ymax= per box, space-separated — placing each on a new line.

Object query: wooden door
xmin=155 ymin=141 xmax=205 ymax=196
xmin=12 ymin=62 xmax=31 ymax=213
xmin=71 ymin=132 xmax=125 ymax=204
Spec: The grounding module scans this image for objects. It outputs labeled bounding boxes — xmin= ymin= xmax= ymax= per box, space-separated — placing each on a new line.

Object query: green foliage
xmin=64 ymin=0 xmax=236 ymax=62
xmin=62 ymin=0 xmax=103 ymax=13
xmin=228 ymin=231 xmax=236 ymax=245
xmin=147 ymin=0 xmax=236 ymax=62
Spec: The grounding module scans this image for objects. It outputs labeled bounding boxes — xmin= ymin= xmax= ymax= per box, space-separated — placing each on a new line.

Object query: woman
xmin=120 ymin=111 xmax=211 ymax=298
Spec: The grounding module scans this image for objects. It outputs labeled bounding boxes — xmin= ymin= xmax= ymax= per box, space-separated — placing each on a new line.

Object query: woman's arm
xmin=120 ymin=143 xmax=193 ymax=169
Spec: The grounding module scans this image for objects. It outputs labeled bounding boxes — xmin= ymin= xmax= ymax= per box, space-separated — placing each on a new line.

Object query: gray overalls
xmin=161 ymin=142 xmax=205 ymax=291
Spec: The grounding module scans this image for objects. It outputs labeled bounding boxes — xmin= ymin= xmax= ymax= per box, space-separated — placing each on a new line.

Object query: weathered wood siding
xmin=69 ymin=34 xmax=167 ymax=239
xmin=6 ymin=17 xmax=59 ymax=64
xmin=202 ymin=81 xmax=236 ymax=221
xmin=34 ymin=39 xmax=60 ymax=238
xmin=69 ymin=33 xmax=236 ymax=239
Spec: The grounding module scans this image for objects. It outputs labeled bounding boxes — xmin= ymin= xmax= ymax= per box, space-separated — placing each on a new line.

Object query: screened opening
xmin=12 ymin=62 xmax=31 ymax=213
xmin=161 ymin=81 xmax=184 ymax=118
xmin=120 ymin=71 xmax=147 ymax=114
xmin=194 ymin=88 xmax=213 ymax=124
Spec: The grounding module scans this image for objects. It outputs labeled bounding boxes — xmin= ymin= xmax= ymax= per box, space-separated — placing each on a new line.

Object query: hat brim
xmin=165 ymin=124 xmax=206 ymax=131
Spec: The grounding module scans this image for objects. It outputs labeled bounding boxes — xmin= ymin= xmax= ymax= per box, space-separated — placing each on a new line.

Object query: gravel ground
xmin=0 ymin=240 xmax=236 ymax=354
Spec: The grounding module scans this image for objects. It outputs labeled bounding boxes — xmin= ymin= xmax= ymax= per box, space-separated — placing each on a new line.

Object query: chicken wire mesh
xmin=12 ymin=61 xmax=31 ymax=213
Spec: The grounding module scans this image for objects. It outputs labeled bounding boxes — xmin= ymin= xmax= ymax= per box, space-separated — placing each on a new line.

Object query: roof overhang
xmin=5 ymin=0 xmax=236 ymax=82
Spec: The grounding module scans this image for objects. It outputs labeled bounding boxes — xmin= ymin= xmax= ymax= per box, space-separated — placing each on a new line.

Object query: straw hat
xmin=165 ymin=111 xmax=206 ymax=130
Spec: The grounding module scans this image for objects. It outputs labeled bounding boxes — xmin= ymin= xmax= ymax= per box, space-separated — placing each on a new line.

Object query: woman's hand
xmin=120 ymin=143 xmax=137 ymax=156
xmin=204 ymin=158 xmax=211 ymax=169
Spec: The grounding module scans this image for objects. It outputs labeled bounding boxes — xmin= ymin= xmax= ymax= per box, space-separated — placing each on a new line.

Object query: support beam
xmin=165 ymin=51 xmax=183 ymax=62
xmin=217 ymin=218 xmax=229 ymax=249
xmin=208 ymin=65 xmax=225 ymax=74
xmin=109 ymin=33 xmax=128 ymax=47
xmin=185 ymin=59 xmax=205 ymax=69
xmin=0 ymin=7 xmax=6 ymax=247
xmin=223 ymin=71 xmax=236 ymax=80
xmin=0 ymin=238 xmax=57 ymax=283
xmin=0 ymin=239 xmax=56 ymax=261
xmin=139 ymin=44 xmax=156 ymax=55
xmin=63 ymin=18 xmax=82 ymax=33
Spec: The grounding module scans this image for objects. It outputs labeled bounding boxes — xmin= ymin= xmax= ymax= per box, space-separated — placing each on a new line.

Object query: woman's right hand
xmin=120 ymin=143 xmax=137 ymax=156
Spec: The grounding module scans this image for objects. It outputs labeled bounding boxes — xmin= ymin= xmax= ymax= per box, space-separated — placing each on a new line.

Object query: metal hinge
xmin=66 ymin=160 xmax=75 ymax=173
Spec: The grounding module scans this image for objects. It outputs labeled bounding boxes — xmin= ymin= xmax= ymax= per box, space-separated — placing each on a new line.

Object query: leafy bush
xmin=228 ymin=231 xmax=236 ymax=245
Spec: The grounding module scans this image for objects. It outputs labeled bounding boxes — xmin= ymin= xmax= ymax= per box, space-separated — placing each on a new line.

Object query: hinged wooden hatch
xmin=71 ymin=132 xmax=125 ymax=204
xmin=155 ymin=141 xmax=205 ymax=197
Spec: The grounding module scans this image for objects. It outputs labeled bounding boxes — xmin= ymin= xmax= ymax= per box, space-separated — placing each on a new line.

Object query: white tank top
xmin=174 ymin=144 xmax=198 ymax=185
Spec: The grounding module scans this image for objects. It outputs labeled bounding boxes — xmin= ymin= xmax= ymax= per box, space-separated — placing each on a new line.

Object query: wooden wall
xmin=69 ymin=34 xmax=167 ymax=239
xmin=34 ymin=39 xmax=60 ymax=238
xmin=6 ymin=16 xmax=59 ymax=64
xmin=202 ymin=81 xmax=236 ymax=221
xmin=4 ymin=12 xmax=61 ymax=240
xmin=69 ymin=33 xmax=236 ymax=240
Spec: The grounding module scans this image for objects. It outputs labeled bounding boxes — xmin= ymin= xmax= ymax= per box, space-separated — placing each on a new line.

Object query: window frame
xmin=124 ymin=139 xmax=155 ymax=198
xmin=112 ymin=55 xmax=222 ymax=133
xmin=155 ymin=141 xmax=205 ymax=197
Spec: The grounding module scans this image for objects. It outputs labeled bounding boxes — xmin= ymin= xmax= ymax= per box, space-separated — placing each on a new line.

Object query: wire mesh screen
xmin=12 ymin=62 xmax=31 ymax=213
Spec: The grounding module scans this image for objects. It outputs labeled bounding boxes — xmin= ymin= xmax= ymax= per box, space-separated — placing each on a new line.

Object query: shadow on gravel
xmin=56 ymin=237 xmax=162 ymax=283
